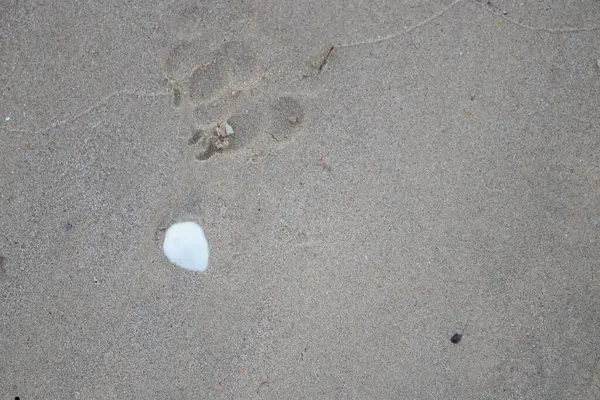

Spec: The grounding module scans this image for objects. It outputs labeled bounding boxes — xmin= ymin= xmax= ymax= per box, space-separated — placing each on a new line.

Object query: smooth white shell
xmin=162 ymin=222 xmax=209 ymax=271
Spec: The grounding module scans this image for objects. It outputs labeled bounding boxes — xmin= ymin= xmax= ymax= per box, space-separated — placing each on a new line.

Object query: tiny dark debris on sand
xmin=450 ymin=333 xmax=463 ymax=344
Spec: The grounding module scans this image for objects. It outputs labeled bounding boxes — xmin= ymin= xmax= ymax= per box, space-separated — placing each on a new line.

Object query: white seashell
xmin=162 ymin=222 xmax=209 ymax=271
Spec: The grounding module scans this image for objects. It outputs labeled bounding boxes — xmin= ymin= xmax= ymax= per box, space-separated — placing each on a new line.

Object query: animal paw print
xmin=164 ymin=35 xmax=309 ymax=161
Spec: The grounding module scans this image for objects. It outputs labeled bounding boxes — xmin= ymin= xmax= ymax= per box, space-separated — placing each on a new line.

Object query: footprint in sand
xmin=164 ymin=35 xmax=309 ymax=161
xmin=218 ymin=41 xmax=261 ymax=90
xmin=164 ymin=41 xmax=207 ymax=81
xmin=165 ymin=40 xmax=260 ymax=105
xmin=172 ymin=0 xmax=256 ymax=41
xmin=188 ymin=58 xmax=228 ymax=103
xmin=267 ymin=96 xmax=305 ymax=142
xmin=186 ymin=93 xmax=307 ymax=161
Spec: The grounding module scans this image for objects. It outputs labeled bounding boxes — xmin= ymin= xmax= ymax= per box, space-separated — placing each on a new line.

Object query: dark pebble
xmin=450 ymin=333 xmax=462 ymax=344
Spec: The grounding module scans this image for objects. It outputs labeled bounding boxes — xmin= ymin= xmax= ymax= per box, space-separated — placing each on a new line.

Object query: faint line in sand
xmin=338 ymin=0 xmax=466 ymax=48
xmin=338 ymin=0 xmax=598 ymax=50
xmin=4 ymin=89 xmax=170 ymax=135
xmin=471 ymin=0 xmax=600 ymax=33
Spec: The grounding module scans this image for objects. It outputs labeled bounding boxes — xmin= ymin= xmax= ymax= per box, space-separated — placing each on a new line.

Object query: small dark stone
xmin=450 ymin=333 xmax=463 ymax=344
xmin=64 ymin=221 xmax=73 ymax=231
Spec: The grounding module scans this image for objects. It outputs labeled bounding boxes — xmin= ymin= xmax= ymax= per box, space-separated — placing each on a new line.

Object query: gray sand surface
xmin=2 ymin=0 xmax=600 ymax=398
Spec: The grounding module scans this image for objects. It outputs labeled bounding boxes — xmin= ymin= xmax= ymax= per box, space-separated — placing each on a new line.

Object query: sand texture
xmin=2 ymin=0 xmax=600 ymax=398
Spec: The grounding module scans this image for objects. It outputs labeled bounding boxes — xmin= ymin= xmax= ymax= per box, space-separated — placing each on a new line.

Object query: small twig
xmin=317 ymin=45 xmax=335 ymax=72
xmin=266 ymin=131 xmax=280 ymax=142
xmin=318 ymin=152 xmax=331 ymax=171
xmin=257 ymin=375 xmax=270 ymax=393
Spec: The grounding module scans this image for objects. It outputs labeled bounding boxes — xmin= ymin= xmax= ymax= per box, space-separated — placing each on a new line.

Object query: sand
xmin=2 ymin=0 xmax=600 ymax=398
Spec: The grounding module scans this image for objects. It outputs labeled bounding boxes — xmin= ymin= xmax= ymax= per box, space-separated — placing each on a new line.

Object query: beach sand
xmin=2 ymin=0 xmax=600 ymax=398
